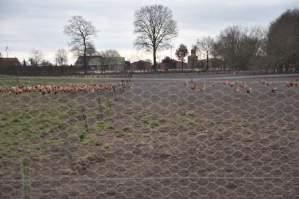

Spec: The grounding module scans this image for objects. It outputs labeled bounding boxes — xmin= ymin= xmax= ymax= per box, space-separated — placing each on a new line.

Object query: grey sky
xmin=0 ymin=0 xmax=297 ymax=63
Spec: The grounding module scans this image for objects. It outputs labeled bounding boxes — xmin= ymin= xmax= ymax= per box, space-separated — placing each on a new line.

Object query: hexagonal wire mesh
xmin=0 ymin=76 xmax=299 ymax=198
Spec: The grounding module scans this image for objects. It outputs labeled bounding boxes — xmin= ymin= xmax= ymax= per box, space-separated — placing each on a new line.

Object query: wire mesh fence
xmin=0 ymin=76 xmax=299 ymax=198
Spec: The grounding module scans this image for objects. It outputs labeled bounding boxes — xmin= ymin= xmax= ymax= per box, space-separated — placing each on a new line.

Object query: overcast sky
xmin=0 ymin=0 xmax=298 ymax=63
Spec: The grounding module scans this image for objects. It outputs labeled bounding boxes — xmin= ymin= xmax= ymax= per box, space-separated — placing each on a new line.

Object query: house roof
xmin=0 ymin=57 xmax=21 ymax=67
xmin=131 ymin=60 xmax=152 ymax=65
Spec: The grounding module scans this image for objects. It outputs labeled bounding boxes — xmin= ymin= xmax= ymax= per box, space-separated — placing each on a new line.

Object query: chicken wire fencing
xmin=0 ymin=77 xmax=299 ymax=199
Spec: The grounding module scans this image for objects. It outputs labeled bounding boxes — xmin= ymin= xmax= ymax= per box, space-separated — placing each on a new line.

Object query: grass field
xmin=0 ymin=75 xmax=116 ymax=87
xmin=0 ymin=75 xmax=299 ymax=198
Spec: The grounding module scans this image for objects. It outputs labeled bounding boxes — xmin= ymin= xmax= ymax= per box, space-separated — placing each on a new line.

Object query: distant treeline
xmin=192 ymin=9 xmax=299 ymax=73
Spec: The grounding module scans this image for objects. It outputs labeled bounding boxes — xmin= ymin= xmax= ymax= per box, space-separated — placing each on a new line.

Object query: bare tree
xmin=55 ymin=49 xmax=68 ymax=66
xmin=64 ymin=16 xmax=97 ymax=73
xmin=213 ymin=25 xmax=263 ymax=70
xmin=197 ymin=36 xmax=214 ymax=71
xmin=162 ymin=56 xmax=176 ymax=70
xmin=175 ymin=44 xmax=188 ymax=71
xmin=134 ymin=5 xmax=178 ymax=71
xmin=29 ymin=49 xmax=43 ymax=66
xmin=86 ymin=43 xmax=97 ymax=56
xmin=267 ymin=9 xmax=299 ymax=72
xmin=98 ymin=49 xmax=121 ymax=57
xmin=214 ymin=26 xmax=243 ymax=70
xmin=71 ymin=42 xmax=97 ymax=57
xmin=41 ymin=60 xmax=53 ymax=66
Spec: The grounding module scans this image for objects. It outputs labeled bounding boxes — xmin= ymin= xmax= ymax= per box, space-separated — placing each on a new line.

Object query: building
xmin=160 ymin=57 xmax=177 ymax=71
xmin=130 ymin=60 xmax=152 ymax=72
xmin=74 ymin=56 xmax=126 ymax=72
xmin=197 ymin=58 xmax=224 ymax=70
xmin=186 ymin=48 xmax=225 ymax=71
xmin=0 ymin=57 xmax=21 ymax=67
xmin=0 ymin=57 xmax=21 ymax=74
xmin=187 ymin=48 xmax=199 ymax=69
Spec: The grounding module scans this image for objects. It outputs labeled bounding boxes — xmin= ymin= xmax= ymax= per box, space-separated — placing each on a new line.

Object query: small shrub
xmin=79 ymin=133 xmax=85 ymax=142
xmin=96 ymin=121 xmax=113 ymax=131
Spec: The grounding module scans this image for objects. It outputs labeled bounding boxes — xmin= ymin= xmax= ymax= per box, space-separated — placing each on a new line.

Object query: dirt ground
xmin=0 ymin=75 xmax=299 ymax=198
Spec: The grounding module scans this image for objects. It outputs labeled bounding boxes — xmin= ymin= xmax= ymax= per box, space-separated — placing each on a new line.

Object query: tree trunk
xmin=153 ymin=47 xmax=157 ymax=72
xmin=83 ymin=38 xmax=87 ymax=74
xmin=181 ymin=60 xmax=183 ymax=72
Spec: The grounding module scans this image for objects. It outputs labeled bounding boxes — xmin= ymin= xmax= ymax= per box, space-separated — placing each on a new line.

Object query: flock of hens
xmin=0 ymin=78 xmax=298 ymax=95
xmin=0 ymin=80 xmax=131 ymax=95
xmin=185 ymin=79 xmax=299 ymax=94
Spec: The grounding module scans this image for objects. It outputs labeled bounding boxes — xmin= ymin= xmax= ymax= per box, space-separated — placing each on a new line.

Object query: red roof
xmin=0 ymin=58 xmax=21 ymax=67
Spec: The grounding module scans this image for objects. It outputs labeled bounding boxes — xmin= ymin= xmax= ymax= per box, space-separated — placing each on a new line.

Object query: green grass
xmin=0 ymin=102 xmax=70 ymax=159
xmin=0 ymin=76 xmax=118 ymax=158
xmin=96 ymin=121 xmax=114 ymax=131
xmin=79 ymin=133 xmax=86 ymax=142
xmin=176 ymin=112 xmax=198 ymax=128
xmin=141 ymin=115 xmax=160 ymax=129
xmin=0 ymin=76 xmax=107 ymax=88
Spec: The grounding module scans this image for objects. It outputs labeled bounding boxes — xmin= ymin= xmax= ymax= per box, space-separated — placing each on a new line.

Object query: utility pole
xmin=5 ymin=46 xmax=8 ymax=58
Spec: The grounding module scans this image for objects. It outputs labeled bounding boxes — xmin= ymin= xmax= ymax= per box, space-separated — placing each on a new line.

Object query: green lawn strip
xmin=141 ymin=115 xmax=160 ymax=129
xmin=0 ymin=77 xmax=101 ymax=88
xmin=175 ymin=112 xmax=199 ymax=128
